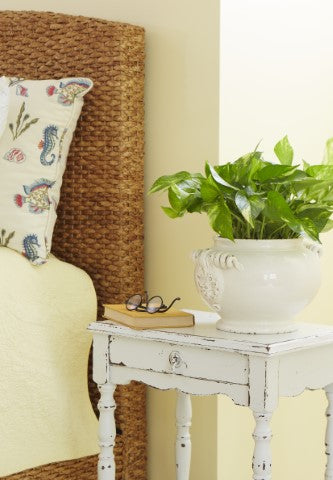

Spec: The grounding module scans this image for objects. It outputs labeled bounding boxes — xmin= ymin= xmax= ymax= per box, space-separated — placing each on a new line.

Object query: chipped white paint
xmin=93 ymin=333 xmax=110 ymax=385
xmin=109 ymin=364 xmax=249 ymax=403
xmin=176 ymin=392 xmax=192 ymax=479
xmin=89 ymin=310 xmax=333 ymax=479
xmin=109 ymin=335 xmax=249 ymax=384
xmin=89 ymin=311 xmax=333 ymax=356
xmin=325 ymin=384 xmax=333 ymax=480
xmin=252 ymin=412 xmax=273 ymax=480
xmin=97 ymin=382 xmax=116 ymax=480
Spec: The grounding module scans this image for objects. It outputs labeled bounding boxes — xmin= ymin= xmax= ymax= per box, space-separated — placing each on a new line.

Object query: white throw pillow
xmin=0 ymin=76 xmax=93 ymax=264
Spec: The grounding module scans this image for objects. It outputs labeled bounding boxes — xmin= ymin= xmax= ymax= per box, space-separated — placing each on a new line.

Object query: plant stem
xmin=230 ymin=210 xmax=246 ymax=225
xmin=268 ymin=224 xmax=285 ymax=239
xmin=259 ymin=216 xmax=266 ymax=239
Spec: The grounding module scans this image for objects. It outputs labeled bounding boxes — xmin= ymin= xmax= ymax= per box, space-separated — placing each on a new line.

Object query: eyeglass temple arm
xmin=161 ymin=297 xmax=181 ymax=312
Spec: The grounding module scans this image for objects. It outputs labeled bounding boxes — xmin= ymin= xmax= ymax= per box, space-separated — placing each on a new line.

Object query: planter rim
xmin=214 ymin=236 xmax=305 ymax=251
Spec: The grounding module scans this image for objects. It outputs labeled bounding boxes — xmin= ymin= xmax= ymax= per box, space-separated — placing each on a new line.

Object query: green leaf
xmin=200 ymin=178 xmax=220 ymax=203
xmin=249 ymin=195 xmax=265 ymax=219
xmin=321 ymin=188 xmax=333 ymax=203
xmin=324 ymin=138 xmax=333 ymax=164
xmin=306 ymin=165 xmax=333 ymax=180
xmin=322 ymin=218 xmax=333 ymax=232
xmin=161 ymin=206 xmax=181 ymax=218
xmin=235 ymin=191 xmax=254 ymax=227
xmin=208 ymin=164 xmax=238 ymax=190
xmin=187 ymin=197 xmax=204 ymax=213
xmin=233 ymin=152 xmax=264 ymax=185
xmin=207 ymin=200 xmax=234 ymax=240
xmin=292 ymin=177 xmax=323 ymax=193
xmin=274 ymin=135 xmax=294 ymax=165
xmin=255 ymin=164 xmax=298 ymax=182
xmin=205 ymin=161 xmax=211 ymax=178
xmin=149 ymin=171 xmax=192 ymax=194
xmin=303 ymin=159 xmax=310 ymax=170
xmin=168 ymin=185 xmax=189 ymax=213
xmin=177 ymin=175 xmax=204 ymax=193
xmin=265 ymin=191 xmax=302 ymax=236
xmin=297 ymin=208 xmax=331 ymax=234
xmin=299 ymin=217 xmax=320 ymax=242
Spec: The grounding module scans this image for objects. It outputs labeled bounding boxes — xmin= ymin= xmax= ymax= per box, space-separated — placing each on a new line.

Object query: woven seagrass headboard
xmin=0 ymin=11 xmax=146 ymax=480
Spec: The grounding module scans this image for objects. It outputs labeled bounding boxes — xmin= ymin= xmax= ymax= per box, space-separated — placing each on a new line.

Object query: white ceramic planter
xmin=193 ymin=238 xmax=322 ymax=334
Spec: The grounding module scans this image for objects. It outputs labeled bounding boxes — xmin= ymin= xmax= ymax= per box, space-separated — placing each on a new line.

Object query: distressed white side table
xmin=88 ymin=311 xmax=333 ymax=480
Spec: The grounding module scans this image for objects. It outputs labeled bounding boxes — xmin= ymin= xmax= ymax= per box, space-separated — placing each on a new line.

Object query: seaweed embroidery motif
xmin=0 ymin=229 xmax=15 ymax=247
xmin=14 ymin=179 xmax=55 ymax=214
xmin=46 ymin=78 xmax=92 ymax=106
xmin=58 ymin=128 xmax=68 ymax=162
xmin=9 ymin=102 xmax=39 ymax=140
xmin=22 ymin=234 xmax=40 ymax=263
xmin=38 ymin=125 xmax=59 ymax=166
xmin=8 ymin=77 xmax=25 ymax=87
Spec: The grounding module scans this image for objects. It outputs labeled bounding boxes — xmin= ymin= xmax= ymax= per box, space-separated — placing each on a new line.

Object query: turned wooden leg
xmin=176 ymin=392 xmax=192 ymax=480
xmin=252 ymin=412 xmax=273 ymax=480
xmin=325 ymin=385 xmax=333 ymax=480
xmin=98 ymin=382 xmax=116 ymax=480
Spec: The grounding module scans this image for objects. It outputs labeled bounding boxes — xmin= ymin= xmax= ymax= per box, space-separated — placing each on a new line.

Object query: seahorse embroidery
xmin=22 ymin=234 xmax=40 ymax=263
xmin=14 ymin=179 xmax=55 ymax=214
xmin=38 ymin=125 xmax=58 ymax=166
xmin=46 ymin=78 xmax=92 ymax=106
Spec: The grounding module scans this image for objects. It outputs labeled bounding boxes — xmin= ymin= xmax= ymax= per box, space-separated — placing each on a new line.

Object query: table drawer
xmin=109 ymin=336 xmax=249 ymax=385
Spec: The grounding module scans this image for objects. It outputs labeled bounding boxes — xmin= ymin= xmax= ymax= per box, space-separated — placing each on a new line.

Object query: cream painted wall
xmin=0 ymin=1 xmax=220 ymax=479
xmin=220 ymin=1 xmax=333 ymax=478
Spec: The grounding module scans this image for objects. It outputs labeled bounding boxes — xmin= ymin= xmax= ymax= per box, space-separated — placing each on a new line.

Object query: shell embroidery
xmin=3 ymin=148 xmax=26 ymax=163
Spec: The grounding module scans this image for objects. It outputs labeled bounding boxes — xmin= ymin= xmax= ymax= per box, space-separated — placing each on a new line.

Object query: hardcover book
xmin=103 ymin=304 xmax=194 ymax=329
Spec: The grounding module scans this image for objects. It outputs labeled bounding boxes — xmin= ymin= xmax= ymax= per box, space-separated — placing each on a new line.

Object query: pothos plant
xmin=149 ymin=136 xmax=333 ymax=242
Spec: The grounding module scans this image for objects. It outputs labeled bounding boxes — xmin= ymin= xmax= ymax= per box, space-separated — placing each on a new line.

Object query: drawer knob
xmin=169 ymin=351 xmax=183 ymax=371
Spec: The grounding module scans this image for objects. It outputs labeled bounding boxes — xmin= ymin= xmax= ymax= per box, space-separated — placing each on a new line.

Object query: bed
xmin=0 ymin=10 xmax=146 ymax=480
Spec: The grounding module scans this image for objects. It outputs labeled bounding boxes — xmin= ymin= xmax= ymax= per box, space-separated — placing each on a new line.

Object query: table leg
xmin=252 ymin=411 xmax=273 ymax=480
xmin=325 ymin=384 xmax=333 ymax=480
xmin=98 ymin=382 xmax=116 ymax=480
xmin=176 ymin=392 xmax=192 ymax=480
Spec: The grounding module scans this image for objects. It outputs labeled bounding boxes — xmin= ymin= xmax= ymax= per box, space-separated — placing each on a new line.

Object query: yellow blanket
xmin=0 ymin=247 xmax=99 ymax=476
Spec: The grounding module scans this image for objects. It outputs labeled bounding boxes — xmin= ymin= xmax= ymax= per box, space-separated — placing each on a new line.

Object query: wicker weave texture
xmin=0 ymin=10 xmax=146 ymax=480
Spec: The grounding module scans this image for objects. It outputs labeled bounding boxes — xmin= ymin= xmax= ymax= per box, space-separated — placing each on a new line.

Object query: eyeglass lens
xmin=146 ymin=296 xmax=163 ymax=314
xmin=126 ymin=294 xmax=142 ymax=310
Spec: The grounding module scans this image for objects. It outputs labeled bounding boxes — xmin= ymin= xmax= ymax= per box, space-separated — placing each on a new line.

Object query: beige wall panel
xmin=219 ymin=1 xmax=333 ymax=478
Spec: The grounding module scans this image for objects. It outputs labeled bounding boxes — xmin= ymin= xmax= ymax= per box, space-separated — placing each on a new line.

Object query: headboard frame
xmin=0 ymin=10 xmax=146 ymax=479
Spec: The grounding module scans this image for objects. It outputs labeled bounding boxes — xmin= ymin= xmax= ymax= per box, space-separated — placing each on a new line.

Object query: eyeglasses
xmin=126 ymin=291 xmax=180 ymax=314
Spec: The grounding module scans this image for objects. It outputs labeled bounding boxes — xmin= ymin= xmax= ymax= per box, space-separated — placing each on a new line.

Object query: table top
xmin=88 ymin=310 xmax=333 ymax=356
